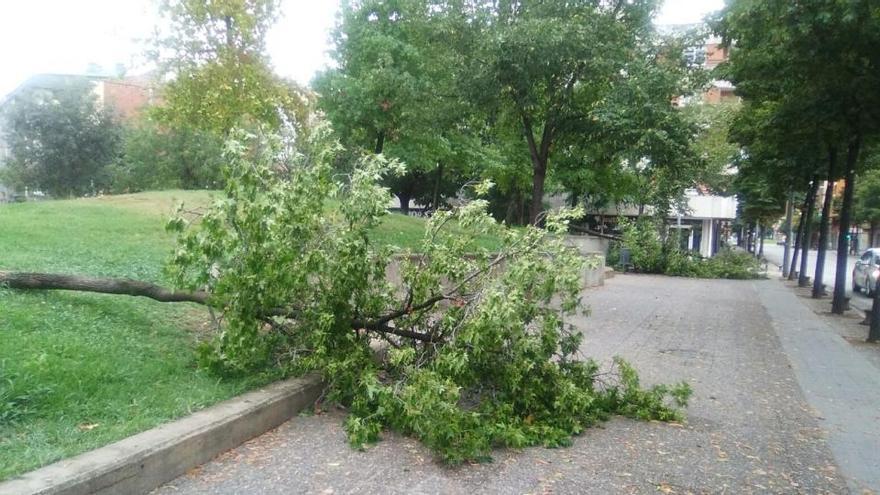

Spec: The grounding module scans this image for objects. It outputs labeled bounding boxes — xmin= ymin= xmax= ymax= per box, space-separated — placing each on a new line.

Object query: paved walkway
xmin=155 ymin=275 xmax=878 ymax=494
xmin=757 ymin=281 xmax=880 ymax=493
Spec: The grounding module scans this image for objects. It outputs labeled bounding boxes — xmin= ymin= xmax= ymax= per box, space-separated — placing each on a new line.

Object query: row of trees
xmin=716 ymin=0 xmax=880 ymax=314
xmin=2 ymin=0 xmax=733 ymax=227
xmin=316 ymin=0 xmax=718 ymax=224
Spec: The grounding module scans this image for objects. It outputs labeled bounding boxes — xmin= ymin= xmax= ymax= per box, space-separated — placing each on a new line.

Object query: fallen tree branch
xmin=569 ymin=224 xmax=622 ymax=242
xmin=0 ymin=271 xmax=209 ymax=304
xmin=0 ymin=271 xmax=446 ymax=344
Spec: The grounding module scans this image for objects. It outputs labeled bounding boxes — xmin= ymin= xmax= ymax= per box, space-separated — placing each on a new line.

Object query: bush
xmin=109 ymin=121 xmax=225 ymax=193
xmin=617 ymin=218 xmax=763 ymax=279
xmin=617 ymin=218 xmax=665 ymax=273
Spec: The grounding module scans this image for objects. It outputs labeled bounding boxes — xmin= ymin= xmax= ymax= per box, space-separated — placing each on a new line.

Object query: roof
xmin=0 ymin=73 xmax=107 ymax=107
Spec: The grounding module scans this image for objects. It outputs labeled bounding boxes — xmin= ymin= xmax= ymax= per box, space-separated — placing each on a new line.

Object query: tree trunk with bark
xmin=758 ymin=223 xmax=765 ymax=257
xmin=871 ymin=283 xmax=880 ymax=342
xmin=432 ymin=161 xmax=444 ymax=211
xmin=788 ymin=193 xmax=807 ymax=280
xmin=799 ymin=177 xmax=819 ymax=287
xmin=813 ymin=148 xmax=838 ymax=298
xmin=374 ymin=130 xmax=386 ymax=154
xmin=783 ymin=193 xmax=794 ymax=277
xmin=397 ymin=193 xmax=411 ymax=216
xmin=522 ymin=114 xmax=553 ymax=226
xmin=832 ymin=136 xmax=861 ymax=314
xmin=0 ymin=271 xmax=209 ymax=304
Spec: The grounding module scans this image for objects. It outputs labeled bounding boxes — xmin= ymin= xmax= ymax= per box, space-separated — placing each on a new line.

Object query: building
xmin=0 ymin=73 xmax=155 ymax=201
xmin=585 ymin=190 xmax=738 ymax=258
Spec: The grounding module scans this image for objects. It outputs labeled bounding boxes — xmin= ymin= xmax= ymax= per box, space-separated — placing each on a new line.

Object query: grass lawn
xmin=0 ymin=190 xmax=499 ymax=480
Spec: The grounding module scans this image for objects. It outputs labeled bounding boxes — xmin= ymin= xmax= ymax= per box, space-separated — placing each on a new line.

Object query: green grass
xmin=0 ymin=190 xmax=497 ymax=480
xmin=0 ymin=191 xmax=270 ymax=480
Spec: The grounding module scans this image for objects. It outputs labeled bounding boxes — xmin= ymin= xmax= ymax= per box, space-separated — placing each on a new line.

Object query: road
xmin=154 ymin=275 xmax=880 ymax=494
xmin=762 ymin=243 xmax=873 ymax=312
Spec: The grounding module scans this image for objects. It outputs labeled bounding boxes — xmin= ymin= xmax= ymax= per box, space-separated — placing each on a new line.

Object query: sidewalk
xmin=153 ymin=275 xmax=874 ymax=494
xmin=757 ymin=280 xmax=880 ymax=493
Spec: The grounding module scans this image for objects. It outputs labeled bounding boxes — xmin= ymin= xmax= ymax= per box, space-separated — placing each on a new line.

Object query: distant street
xmin=761 ymin=243 xmax=873 ymax=312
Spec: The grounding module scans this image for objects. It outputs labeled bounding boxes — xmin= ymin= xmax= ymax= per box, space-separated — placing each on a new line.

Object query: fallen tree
xmin=3 ymin=129 xmax=691 ymax=463
xmin=0 ymin=271 xmax=208 ymax=304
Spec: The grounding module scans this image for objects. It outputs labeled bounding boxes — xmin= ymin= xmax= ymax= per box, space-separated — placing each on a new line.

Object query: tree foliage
xmin=166 ymin=129 xmax=691 ymax=462
xmin=318 ymin=0 xmax=703 ymax=223
xmin=0 ymin=79 xmax=121 ymax=197
xmin=152 ymin=0 xmax=312 ymax=136
xmin=854 ymin=148 xmax=880 ymax=242
xmin=315 ymin=0 xmax=490 ymax=213
xmin=109 ymin=120 xmax=226 ymax=192
xmin=716 ymin=0 xmax=880 ymax=309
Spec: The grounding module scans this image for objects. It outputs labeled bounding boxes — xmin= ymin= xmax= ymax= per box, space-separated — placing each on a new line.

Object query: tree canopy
xmin=152 ymin=0 xmax=311 ymax=136
xmin=317 ymin=0 xmax=704 ymax=224
xmin=0 ymin=79 xmax=120 ymax=197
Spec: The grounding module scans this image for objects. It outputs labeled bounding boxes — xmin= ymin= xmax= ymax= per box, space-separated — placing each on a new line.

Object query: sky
xmin=0 ymin=0 xmax=724 ymax=100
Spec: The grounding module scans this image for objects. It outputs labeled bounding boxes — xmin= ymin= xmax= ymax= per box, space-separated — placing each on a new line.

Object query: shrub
xmin=109 ymin=121 xmax=225 ymax=193
xmin=617 ymin=218 xmax=763 ymax=279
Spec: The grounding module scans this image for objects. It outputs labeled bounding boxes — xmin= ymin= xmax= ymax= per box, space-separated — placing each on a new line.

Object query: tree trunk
xmin=0 ymin=271 xmax=443 ymax=343
xmin=799 ymin=177 xmax=819 ymax=287
xmin=758 ymin=223 xmax=765 ymax=257
xmin=746 ymin=224 xmax=752 ymax=253
xmin=397 ymin=193 xmax=411 ymax=216
xmin=0 ymin=271 xmax=208 ymax=304
xmin=832 ymin=136 xmax=861 ymax=314
xmin=529 ymin=160 xmax=547 ymax=226
xmin=871 ymin=222 xmax=878 ymax=248
xmin=432 ymin=161 xmax=444 ymax=211
xmin=783 ymin=192 xmax=794 ymax=277
xmin=871 ymin=282 xmax=880 ymax=342
xmin=375 ymin=129 xmax=385 ymax=154
xmin=813 ymin=148 xmax=838 ymax=298
xmin=521 ymin=114 xmax=553 ymax=226
xmin=788 ymin=193 xmax=807 ymax=280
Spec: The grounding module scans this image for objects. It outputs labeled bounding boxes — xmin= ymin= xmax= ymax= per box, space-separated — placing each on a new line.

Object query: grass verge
xmin=0 ymin=190 xmax=497 ymax=480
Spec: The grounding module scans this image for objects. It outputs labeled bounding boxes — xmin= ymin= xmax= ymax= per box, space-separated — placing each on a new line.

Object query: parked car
xmin=852 ymin=248 xmax=880 ymax=295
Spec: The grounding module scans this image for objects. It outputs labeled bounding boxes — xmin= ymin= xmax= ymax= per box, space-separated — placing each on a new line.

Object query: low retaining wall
xmin=0 ymin=374 xmax=323 ymax=495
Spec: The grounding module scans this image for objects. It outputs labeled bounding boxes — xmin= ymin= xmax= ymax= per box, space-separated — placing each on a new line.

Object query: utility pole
xmin=782 ymin=191 xmax=793 ymax=277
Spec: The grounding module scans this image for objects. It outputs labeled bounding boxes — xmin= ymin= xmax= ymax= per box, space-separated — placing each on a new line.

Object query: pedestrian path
xmin=757 ymin=279 xmax=880 ymax=493
xmin=153 ymin=275 xmax=855 ymax=494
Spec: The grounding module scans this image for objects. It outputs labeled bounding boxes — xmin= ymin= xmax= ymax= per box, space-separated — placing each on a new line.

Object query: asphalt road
xmin=761 ymin=243 xmax=873 ymax=312
xmin=153 ymin=275 xmax=880 ymax=494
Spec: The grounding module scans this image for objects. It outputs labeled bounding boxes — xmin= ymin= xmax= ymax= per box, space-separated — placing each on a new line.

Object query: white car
xmin=853 ymin=248 xmax=880 ymax=295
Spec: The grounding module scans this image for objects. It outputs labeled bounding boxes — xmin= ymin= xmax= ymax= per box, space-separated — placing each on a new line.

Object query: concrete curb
xmin=0 ymin=374 xmax=323 ymax=495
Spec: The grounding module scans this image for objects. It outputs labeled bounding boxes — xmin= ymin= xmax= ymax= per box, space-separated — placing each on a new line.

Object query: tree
xmin=0 ymin=79 xmax=120 ymax=197
xmin=681 ymin=100 xmax=740 ymax=194
xmin=109 ymin=119 xmax=226 ymax=192
xmin=854 ymin=153 xmax=880 ymax=247
xmin=717 ymin=0 xmax=880 ymax=313
xmin=315 ymin=0 xmax=487 ymax=214
xmin=463 ymin=0 xmax=657 ymax=224
xmin=559 ymin=33 xmax=703 ymax=220
xmin=151 ymin=0 xmax=311 ymax=136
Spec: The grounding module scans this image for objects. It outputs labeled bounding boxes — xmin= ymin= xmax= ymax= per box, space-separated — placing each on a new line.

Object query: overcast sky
xmin=0 ymin=0 xmax=724 ymax=99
